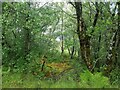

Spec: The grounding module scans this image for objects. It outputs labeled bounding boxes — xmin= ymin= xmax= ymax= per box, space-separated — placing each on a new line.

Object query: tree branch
xmin=93 ymin=2 xmax=99 ymax=27
xmin=68 ymin=2 xmax=76 ymax=8
xmin=90 ymin=2 xmax=99 ymax=35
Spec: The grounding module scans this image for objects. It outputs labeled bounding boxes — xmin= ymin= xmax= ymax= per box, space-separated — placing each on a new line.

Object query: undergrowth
xmin=2 ymin=70 xmax=117 ymax=88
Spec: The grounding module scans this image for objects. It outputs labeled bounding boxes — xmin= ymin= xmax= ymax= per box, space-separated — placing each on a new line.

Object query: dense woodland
xmin=2 ymin=1 xmax=120 ymax=88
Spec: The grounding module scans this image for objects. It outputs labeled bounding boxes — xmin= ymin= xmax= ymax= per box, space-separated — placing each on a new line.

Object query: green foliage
xmin=50 ymin=78 xmax=77 ymax=88
xmin=109 ymin=68 xmax=120 ymax=87
xmin=2 ymin=73 xmax=23 ymax=88
xmin=2 ymin=70 xmax=114 ymax=88
xmin=2 ymin=72 xmax=39 ymax=88
xmin=2 ymin=2 xmax=119 ymax=88
xmin=79 ymin=70 xmax=111 ymax=88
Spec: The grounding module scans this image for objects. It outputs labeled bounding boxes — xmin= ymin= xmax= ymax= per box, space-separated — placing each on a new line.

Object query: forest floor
xmin=2 ymin=58 xmax=119 ymax=88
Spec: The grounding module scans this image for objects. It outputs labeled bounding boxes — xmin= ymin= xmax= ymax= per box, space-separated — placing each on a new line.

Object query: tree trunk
xmin=70 ymin=36 xmax=75 ymax=59
xmin=61 ymin=35 xmax=64 ymax=54
xmin=24 ymin=3 xmax=31 ymax=60
xmin=104 ymin=29 xmax=118 ymax=75
xmin=70 ymin=46 xmax=75 ymax=59
xmin=116 ymin=2 xmax=120 ymax=67
xmin=75 ymin=2 xmax=93 ymax=72
xmin=104 ymin=2 xmax=120 ymax=75
xmin=61 ymin=10 xmax=64 ymax=54
xmin=24 ymin=27 xmax=30 ymax=60
xmin=94 ymin=31 xmax=101 ymax=69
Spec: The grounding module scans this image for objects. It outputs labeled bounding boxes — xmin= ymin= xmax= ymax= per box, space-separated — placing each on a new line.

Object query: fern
xmin=79 ymin=70 xmax=110 ymax=88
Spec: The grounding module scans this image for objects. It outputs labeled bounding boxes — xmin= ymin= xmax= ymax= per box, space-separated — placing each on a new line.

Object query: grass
xmin=2 ymin=72 xmax=64 ymax=88
xmin=2 ymin=70 xmax=118 ymax=88
xmin=2 ymin=72 xmax=39 ymax=88
xmin=2 ymin=73 xmax=79 ymax=88
xmin=2 ymin=57 xmax=119 ymax=88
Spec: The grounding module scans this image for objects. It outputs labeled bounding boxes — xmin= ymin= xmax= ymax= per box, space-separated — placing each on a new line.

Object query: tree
xmin=69 ymin=2 xmax=100 ymax=72
xmin=104 ymin=2 xmax=119 ymax=75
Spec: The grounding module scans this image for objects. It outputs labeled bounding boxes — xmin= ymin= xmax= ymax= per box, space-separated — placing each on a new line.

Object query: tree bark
xmin=104 ymin=2 xmax=120 ymax=75
xmin=104 ymin=29 xmax=118 ymax=75
xmin=24 ymin=27 xmax=30 ymax=60
xmin=94 ymin=32 xmax=101 ymax=69
xmin=116 ymin=2 xmax=120 ymax=67
xmin=70 ymin=46 xmax=75 ymax=59
xmin=23 ymin=2 xmax=31 ymax=60
xmin=61 ymin=10 xmax=64 ymax=54
xmin=74 ymin=2 xmax=93 ymax=72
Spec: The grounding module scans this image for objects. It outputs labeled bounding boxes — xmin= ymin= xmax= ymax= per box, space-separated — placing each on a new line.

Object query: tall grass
xmin=2 ymin=70 xmax=116 ymax=88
